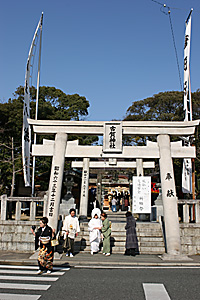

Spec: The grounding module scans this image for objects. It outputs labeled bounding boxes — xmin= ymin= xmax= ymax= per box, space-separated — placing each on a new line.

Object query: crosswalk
xmin=143 ymin=283 xmax=171 ymax=300
xmin=0 ymin=264 xmax=70 ymax=300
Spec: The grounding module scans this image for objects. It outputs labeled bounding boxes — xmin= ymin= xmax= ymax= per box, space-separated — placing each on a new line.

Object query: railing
xmin=177 ymin=199 xmax=200 ymax=223
xmin=0 ymin=194 xmax=48 ymax=221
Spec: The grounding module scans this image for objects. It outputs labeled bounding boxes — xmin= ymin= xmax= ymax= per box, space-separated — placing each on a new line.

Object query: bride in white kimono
xmin=88 ymin=208 xmax=102 ymax=255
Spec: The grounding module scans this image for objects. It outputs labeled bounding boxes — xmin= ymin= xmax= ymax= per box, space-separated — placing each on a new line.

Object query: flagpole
xmin=23 ymin=14 xmax=43 ymax=187
xmin=32 ymin=13 xmax=43 ymax=196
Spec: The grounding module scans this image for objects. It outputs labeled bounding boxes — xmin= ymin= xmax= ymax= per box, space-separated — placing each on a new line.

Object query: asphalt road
xmin=38 ymin=267 xmax=200 ymax=300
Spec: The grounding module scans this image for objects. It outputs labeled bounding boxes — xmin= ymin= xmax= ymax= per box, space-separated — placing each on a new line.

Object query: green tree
xmin=124 ymin=90 xmax=200 ymax=197
xmin=0 ymin=86 xmax=97 ymax=195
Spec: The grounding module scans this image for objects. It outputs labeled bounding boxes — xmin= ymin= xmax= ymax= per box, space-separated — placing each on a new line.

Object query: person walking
xmin=31 ymin=217 xmax=55 ymax=275
xmin=62 ymin=208 xmax=80 ymax=257
xmin=112 ymin=196 xmax=117 ymax=212
xmin=101 ymin=212 xmax=111 ymax=256
xmin=124 ymin=211 xmax=138 ymax=256
xmin=88 ymin=208 xmax=102 ymax=255
xmin=124 ymin=191 xmax=129 ymax=212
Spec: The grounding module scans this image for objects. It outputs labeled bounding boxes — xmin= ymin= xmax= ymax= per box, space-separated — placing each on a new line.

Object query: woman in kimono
xmin=101 ymin=212 xmax=111 ymax=256
xmin=88 ymin=208 xmax=102 ymax=255
xmin=124 ymin=211 xmax=138 ymax=256
xmin=31 ymin=217 xmax=55 ymax=274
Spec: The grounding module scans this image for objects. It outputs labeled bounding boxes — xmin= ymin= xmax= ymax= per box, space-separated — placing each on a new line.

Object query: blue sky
xmin=1 ymin=0 xmax=200 ymax=121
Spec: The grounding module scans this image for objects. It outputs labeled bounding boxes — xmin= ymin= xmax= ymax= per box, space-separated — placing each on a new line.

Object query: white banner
xmin=183 ymin=9 xmax=192 ymax=121
xmin=132 ymin=176 xmax=151 ymax=214
xmin=182 ymin=9 xmax=193 ymax=194
xmin=182 ymin=158 xmax=192 ymax=194
xmin=22 ymin=14 xmax=43 ymax=187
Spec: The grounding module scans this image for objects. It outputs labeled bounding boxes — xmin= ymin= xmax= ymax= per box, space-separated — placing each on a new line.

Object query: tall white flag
xmin=22 ymin=14 xmax=43 ymax=187
xmin=182 ymin=9 xmax=193 ymax=194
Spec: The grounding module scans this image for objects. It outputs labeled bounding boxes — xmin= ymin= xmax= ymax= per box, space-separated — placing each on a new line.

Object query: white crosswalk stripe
xmin=0 ymin=265 xmax=70 ymax=271
xmin=0 ymin=269 xmax=65 ymax=275
xmin=143 ymin=283 xmax=171 ymax=300
xmin=0 ymin=264 xmax=69 ymax=299
xmin=0 ymin=275 xmax=58 ymax=281
xmin=0 ymin=294 xmax=41 ymax=300
xmin=0 ymin=283 xmax=50 ymax=290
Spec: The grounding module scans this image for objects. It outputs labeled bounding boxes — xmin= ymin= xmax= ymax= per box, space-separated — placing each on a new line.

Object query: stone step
xmin=76 ymin=221 xmax=165 ymax=254
xmin=75 ymin=239 xmax=164 ymax=248
xmin=75 ymin=246 xmax=165 ymax=254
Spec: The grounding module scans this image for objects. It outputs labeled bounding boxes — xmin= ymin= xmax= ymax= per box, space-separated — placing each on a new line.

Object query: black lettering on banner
xmin=184 ymin=81 xmax=188 ymax=96
xmin=184 ymin=57 xmax=188 ymax=71
xmin=184 ymin=34 xmax=189 ymax=49
xmin=24 ymin=127 xmax=29 ymax=142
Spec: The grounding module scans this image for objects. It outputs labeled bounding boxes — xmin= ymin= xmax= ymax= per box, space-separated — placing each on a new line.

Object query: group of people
xmin=106 ymin=190 xmax=130 ymax=212
xmin=88 ymin=208 xmax=111 ymax=256
xmin=31 ymin=208 xmax=138 ymax=274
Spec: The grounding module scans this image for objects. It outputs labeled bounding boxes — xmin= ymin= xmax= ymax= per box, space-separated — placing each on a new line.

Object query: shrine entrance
xmin=29 ymin=118 xmax=199 ymax=259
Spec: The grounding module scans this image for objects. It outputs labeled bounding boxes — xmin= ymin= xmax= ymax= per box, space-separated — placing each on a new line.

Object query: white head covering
xmin=91 ymin=208 xmax=101 ymax=219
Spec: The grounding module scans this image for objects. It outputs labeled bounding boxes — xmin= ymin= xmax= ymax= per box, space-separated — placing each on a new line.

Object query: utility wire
xmin=168 ymin=11 xmax=183 ymax=90
xmin=150 ymin=0 xmax=183 ymax=90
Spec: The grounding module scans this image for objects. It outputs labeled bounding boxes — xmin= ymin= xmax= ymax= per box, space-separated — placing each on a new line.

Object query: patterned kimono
xmin=35 ymin=225 xmax=54 ymax=271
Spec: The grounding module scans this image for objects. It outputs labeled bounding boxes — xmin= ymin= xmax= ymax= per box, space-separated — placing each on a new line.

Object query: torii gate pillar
xmin=157 ymin=134 xmax=190 ymax=260
xmin=47 ymin=133 xmax=68 ymax=230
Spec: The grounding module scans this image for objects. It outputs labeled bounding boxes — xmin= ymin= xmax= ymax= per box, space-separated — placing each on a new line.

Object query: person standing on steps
xmin=124 ymin=211 xmax=138 ymax=256
xmin=31 ymin=217 xmax=55 ymax=275
xmin=62 ymin=208 xmax=80 ymax=257
xmin=101 ymin=212 xmax=111 ymax=256
xmin=88 ymin=208 xmax=102 ymax=255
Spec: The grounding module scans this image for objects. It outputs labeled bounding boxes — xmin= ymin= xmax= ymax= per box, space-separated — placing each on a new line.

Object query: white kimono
xmin=88 ymin=217 xmax=102 ymax=253
xmin=62 ymin=215 xmax=80 ymax=239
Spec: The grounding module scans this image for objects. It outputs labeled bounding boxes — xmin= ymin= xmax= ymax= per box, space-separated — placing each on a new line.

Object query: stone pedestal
xmin=151 ymin=186 xmax=164 ymax=222
xmin=59 ymin=171 xmax=76 ymax=217
xmin=59 ymin=197 xmax=76 ymax=217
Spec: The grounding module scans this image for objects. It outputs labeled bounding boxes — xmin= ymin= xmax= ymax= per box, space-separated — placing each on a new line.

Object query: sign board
xmin=132 ymin=176 xmax=151 ymax=214
xmin=103 ymin=122 xmax=122 ymax=153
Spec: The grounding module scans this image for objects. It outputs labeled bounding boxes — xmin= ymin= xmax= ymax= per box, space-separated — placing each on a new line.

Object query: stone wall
xmin=0 ymin=220 xmax=39 ymax=252
xmin=0 ymin=221 xmax=200 ymax=255
xmin=180 ymin=223 xmax=200 ymax=255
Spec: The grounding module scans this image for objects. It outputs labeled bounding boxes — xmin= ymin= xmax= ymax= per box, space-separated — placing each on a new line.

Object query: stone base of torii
xmin=28 ymin=119 xmax=199 ymax=260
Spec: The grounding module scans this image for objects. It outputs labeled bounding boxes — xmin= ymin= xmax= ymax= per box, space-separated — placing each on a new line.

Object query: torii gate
xmin=29 ymin=119 xmax=199 ymax=259
xmin=72 ymin=158 xmax=155 ymax=212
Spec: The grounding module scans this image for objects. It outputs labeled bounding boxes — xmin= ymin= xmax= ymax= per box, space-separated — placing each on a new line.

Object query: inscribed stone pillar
xmin=136 ymin=159 xmax=144 ymax=176
xmin=79 ymin=158 xmax=90 ymax=218
xmin=157 ymin=134 xmax=183 ymax=258
xmin=47 ymin=133 xmax=68 ymax=230
xmin=96 ymin=172 xmax=102 ymax=208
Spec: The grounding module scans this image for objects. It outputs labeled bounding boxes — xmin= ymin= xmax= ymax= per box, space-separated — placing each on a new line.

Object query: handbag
xmin=51 ymin=232 xmax=60 ymax=247
xmin=51 ymin=238 xmax=59 ymax=247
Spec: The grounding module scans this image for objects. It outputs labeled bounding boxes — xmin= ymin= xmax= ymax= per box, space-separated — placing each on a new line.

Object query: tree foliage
xmin=124 ymin=90 xmax=200 ymax=197
xmin=0 ymin=86 xmax=96 ymax=195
